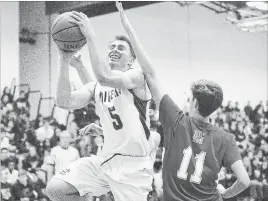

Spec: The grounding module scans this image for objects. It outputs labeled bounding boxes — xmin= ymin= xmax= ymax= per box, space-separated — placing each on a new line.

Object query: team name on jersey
xmin=99 ymin=89 xmax=122 ymax=104
xmin=192 ymin=130 xmax=205 ymax=144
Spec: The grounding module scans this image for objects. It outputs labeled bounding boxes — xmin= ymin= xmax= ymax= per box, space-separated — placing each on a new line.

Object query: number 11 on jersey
xmin=177 ymin=146 xmax=206 ymax=184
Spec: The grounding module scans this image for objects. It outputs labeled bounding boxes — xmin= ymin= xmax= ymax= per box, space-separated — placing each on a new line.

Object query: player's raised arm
xmin=56 ymin=50 xmax=95 ymax=110
xmin=116 ymin=2 xmax=164 ymax=106
xmin=69 ymin=11 xmax=144 ymax=90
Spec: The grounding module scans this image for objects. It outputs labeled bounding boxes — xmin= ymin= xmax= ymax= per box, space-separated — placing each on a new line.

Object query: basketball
xmin=51 ymin=12 xmax=87 ymax=52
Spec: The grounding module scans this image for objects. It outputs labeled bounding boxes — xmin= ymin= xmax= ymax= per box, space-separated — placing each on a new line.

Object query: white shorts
xmin=54 ymin=154 xmax=153 ymax=201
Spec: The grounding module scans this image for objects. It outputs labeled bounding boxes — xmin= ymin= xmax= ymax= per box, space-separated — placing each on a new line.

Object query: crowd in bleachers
xmin=1 ymin=85 xmax=268 ymax=201
xmin=0 ymin=86 xmax=102 ymax=201
xmin=212 ymin=101 xmax=268 ymax=187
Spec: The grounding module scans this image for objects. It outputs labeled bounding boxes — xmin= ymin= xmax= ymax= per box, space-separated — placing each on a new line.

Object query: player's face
xmin=107 ymin=40 xmax=134 ymax=70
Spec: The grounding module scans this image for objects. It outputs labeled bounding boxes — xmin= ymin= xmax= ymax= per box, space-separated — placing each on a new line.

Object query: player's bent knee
xmin=46 ymin=178 xmax=62 ymax=200
xmin=46 ymin=177 xmax=78 ymax=200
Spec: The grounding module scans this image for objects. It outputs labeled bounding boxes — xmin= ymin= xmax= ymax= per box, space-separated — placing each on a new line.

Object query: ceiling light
xmin=246 ymin=1 xmax=268 ymax=11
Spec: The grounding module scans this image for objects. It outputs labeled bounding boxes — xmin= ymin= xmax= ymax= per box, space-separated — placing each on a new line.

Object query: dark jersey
xmin=159 ymin=95 xmax=242 ymax=201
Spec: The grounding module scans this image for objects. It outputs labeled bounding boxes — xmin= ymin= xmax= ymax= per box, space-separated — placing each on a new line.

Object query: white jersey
xmin=94 ymin=83 xmax=151 ymax=157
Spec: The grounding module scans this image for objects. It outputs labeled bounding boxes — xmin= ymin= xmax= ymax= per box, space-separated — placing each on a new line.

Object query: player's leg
xmin=108 ymin=177 xmax=152 ymax=201
xmin=46 ymin=156 xmax=110 ymax=201
xmin=102 ymin=155 xmax=153 ymax=201
xmin=46 ymin=177 xmax=88 ymax=201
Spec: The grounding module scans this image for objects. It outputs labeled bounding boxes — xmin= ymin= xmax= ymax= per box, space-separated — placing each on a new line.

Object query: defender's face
xmin=107 ymin=40 xmax=133 ymax=70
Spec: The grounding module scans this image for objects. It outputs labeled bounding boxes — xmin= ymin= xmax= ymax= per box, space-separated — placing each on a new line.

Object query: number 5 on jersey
xmin=177 ymin=146 xmax=206 ymax=184
xmin=108 ymin=106 xmax=123 ymax=130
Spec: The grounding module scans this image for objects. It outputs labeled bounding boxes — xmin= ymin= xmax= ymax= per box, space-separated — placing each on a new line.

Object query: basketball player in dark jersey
xmin=116 ymin=2 xmax=250 ymax=201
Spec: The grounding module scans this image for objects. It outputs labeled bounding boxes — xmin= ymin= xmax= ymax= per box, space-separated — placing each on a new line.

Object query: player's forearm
xmin=56 ymin=57 xmax=72 ymax=108
xmin=85 ymin=36 xmax=112 ymax=83
xmin=75 ymin=65 xmax=95 ymax=84
xmin=222 ymin=179 xmax=250 ymax=199
xmin=121 ymin=15 xmax=156 ymax=78
xmin=121 ymin=15 xmax=163 ymax=105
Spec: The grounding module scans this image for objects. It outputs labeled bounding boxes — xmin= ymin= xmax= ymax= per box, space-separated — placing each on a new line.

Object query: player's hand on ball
xmin=217 ymin=183 xmax=226 ymax=195
xmin=79 ymin=123 xmax=103 ymax=136
xmin=70 ymin=55 xmax=83 ymax=69
xmin=58 ymin=48 xmax=76 ymax=60
xmin=69 ymin=11 xmax=95 ymax=38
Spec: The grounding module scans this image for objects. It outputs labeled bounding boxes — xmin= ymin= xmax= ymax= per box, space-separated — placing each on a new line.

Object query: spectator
xmin=50 ymin=124 xmax=66 ymax=147
xmin=28 ymin=169 xmax=48 ymax=201
xmin=244 ymin=101 xmax=253 ymax=118
xmin=1 ymin=87 xmax=13 ymax=106
xmin=224 ymin=101 xmax=233 ymax=113
xmin=78 ymin=133 xmax=93 ymax=157
xmin=1 ymin=147 xmax=11 ymax=168
xmin=35 ymin=114 xmax=44 ymax=129
xmin=48 ymin=130 xmax=80 ymax=175
xmin=1 ymin=167 xmax=15 ymax=201
xmin=1 ymin=80 xmax=268 ymax=200
xmin=261 ymin=161 xmax=268 ymax=184
xmin=35 ymin=117 xmax=54 ymax=142
xmin=11 ymin=169 xmax=40 ymax=201
xmin=2 ymin=157 xmax=19 ymax=184
xmin=234 ymin=101 xmax=240 ymax=112
xmin=92 ymin=135 xmax=104 ymax=156
xmin=22 ymin=146 xmax=42 ymax=172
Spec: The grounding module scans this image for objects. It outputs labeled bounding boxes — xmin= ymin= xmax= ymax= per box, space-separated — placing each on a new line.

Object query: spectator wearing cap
xmin=1 ymin=167 xmax=15 ymax=201
xmin=11 ymin=169 xmax=39 ymax=201
xmin=47 ymin=130 xmax=79 ymax=176
xmin=2 ymin=157 xmax=18 ymax=184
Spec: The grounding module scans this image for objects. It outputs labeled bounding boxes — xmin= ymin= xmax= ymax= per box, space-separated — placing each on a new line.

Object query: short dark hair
xmin=113 ymin=35 xmax=136 ymax=59
xmin=191 ymin=80 xmax=223 ymax=117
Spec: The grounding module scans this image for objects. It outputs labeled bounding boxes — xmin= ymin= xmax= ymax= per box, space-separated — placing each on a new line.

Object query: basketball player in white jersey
xmin=46 ymin=11 xmax=154 ymax=201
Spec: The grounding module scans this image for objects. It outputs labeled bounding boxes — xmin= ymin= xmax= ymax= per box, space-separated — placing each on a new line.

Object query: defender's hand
xmin=116 ymin=1 xmax=124 ymax=16
xmin=69 ymin=11 xmax=96 ymax=39
xmin=116 ymin=2 xmax=131 ymax=30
